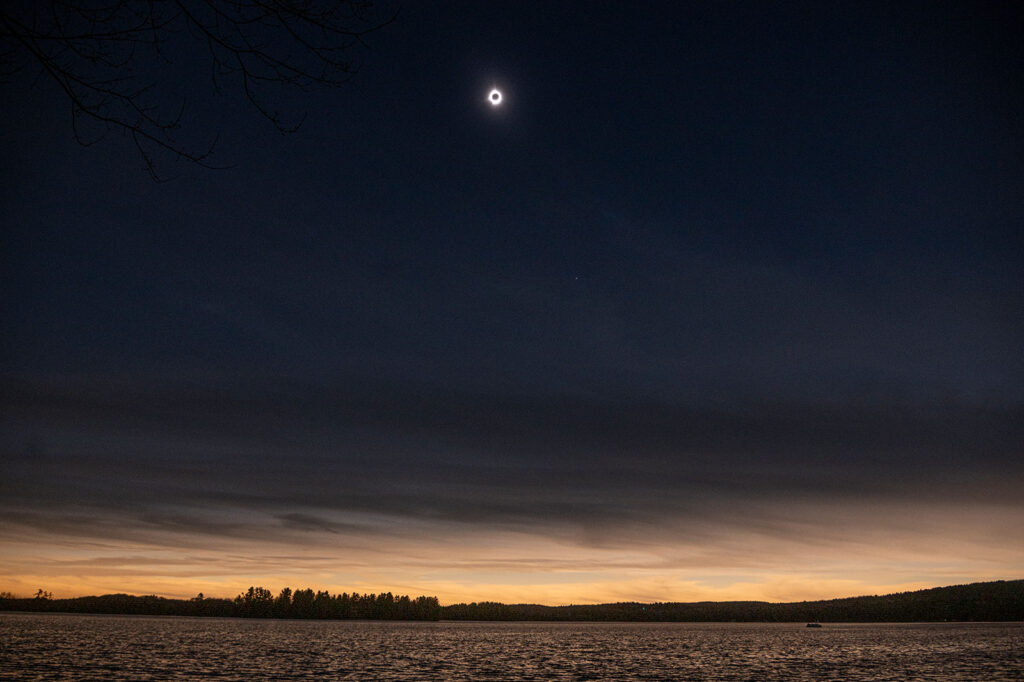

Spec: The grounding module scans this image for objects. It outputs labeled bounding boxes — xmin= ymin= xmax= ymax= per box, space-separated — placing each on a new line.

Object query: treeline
xmin=233 ymin=587 xmax=441 ymax=620
xmin=3 ymin=580 xmax=1021 ymax=622
xmin=441 ymin=580 xmax=1024 ymax=622
xmin=0 ymin=587 xmax=442 ymax=621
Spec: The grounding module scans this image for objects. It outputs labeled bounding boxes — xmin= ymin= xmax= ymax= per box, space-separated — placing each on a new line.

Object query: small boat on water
xmin=806 ymin=623 xmax=822 ymax=628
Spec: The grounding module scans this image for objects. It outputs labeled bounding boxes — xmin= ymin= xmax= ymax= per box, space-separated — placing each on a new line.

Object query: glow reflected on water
xmin=2 ymin=613 xmax=1023 ymax=680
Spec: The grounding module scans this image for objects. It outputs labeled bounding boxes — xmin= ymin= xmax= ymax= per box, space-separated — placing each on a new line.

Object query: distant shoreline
xmin=2 ymin=580 xmax=1022 ymax=623
xmin=3 ymin=612 xmax=1023 ymax=626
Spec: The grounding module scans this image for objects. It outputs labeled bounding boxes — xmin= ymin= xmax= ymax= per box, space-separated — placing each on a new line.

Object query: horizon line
xmin=5 ymin=578 xmax=1021 ymax=609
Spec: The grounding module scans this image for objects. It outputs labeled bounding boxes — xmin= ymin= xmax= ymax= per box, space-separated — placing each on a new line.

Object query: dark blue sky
xmin=1 ymin=1 xmax=1022 ymax=601
xmin=4 ymin=1 xmax=1022 ymax=401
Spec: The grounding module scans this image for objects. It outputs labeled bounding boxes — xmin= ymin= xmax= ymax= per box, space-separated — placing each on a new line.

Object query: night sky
xmin=2 ymin=1 xmax=1022 ymax=604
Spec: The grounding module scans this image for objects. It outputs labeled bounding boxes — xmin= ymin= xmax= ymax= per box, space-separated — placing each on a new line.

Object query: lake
xmin=1 ymin=613 xmax=1022 ymax=680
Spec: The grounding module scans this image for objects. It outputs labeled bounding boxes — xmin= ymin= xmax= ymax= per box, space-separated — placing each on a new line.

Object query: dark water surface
xmin=2 ymin=613 xmax=1022 ymax=680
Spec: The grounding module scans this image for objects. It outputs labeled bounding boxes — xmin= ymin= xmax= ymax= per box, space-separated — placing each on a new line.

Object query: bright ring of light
xmin=488 ymin=89 xmax=502 ymax=106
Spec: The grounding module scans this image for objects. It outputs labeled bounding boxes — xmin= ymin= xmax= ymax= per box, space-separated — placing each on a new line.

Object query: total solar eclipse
xmin=488 ymin=88 xmax=502 ymax=106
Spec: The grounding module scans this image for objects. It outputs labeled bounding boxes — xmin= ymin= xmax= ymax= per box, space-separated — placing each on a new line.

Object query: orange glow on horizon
xmin=2 ymin=573 xmax=1014 ymax=607
xmin=3 ymin=500 xmax=1021 ymax=606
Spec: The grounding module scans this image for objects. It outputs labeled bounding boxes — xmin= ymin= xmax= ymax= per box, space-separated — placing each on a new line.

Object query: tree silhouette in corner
xmin=0 ymin=1 xmax=395 ymax=179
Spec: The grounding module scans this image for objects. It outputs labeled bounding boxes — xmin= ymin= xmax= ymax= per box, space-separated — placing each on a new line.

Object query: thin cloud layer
xmin=2 ymin=374 xmax=1021 ymax=601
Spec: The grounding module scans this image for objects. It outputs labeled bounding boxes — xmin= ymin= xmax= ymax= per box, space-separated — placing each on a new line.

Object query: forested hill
xmin=441 ymin=580 xmax=1024 ymax=622
xmin=1 ymin=580 xmax=1021 ymax=622
xmin=0 ymin=588 xmax=442 ymax=620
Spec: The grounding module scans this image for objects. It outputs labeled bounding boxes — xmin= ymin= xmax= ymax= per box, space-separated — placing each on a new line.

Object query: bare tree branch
xmin=0 ymin=1 xmax=395 ymax=179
